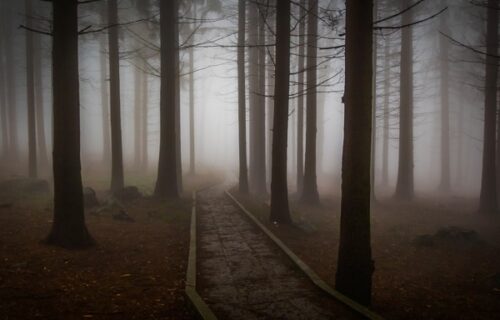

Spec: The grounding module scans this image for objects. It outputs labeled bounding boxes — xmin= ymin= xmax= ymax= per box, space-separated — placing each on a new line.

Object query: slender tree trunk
xmin=155 ymin=0 xmax=179 ymax=199
xmin=267 ymin=15 xmax=275 ymax=187
xmin=25 ymin=0 xmax=37 ymax=178
xmin=479 ymin=0 xmax=499 ymax=214
xmin=0 ymin=21 xmax=7 ymax=159
xmin=4 ymin=5 xmax=18 ymax=163
xmin=381 ymin=35 xmax=390 ymax=187
xmin=46 ymin=0 xmax=93 ymax=248
xmin=370 ymin=0 xmax=378 ymax=202
xmin=296 ymin=0 xmax=306 ymax=193
xmin=108 ymin=0 xmax=124 ymax=194
xmin=270 ymin=0 xmax=291 ymax=224
xmin=439 ymin=3 xmax=451 ymax=192
xmin=394 ymin=0 xmax=414 ymax=200
xmin=189 ymin=2 xmax=196 ymax=175
xmin=248 ymin=0 xmax=266 ymax=194
xmin=141 ymin=64 xmax=149 ymax=171
xmin=134 ymin=56 xmax=143 ymax=170
xmin=100 ymin=33 xmax=111 ymax=166
xmin=238 ymin=0 xmax=249 ymax=194
xmin=336 ymin=0 xmax=374 ymax=306
xmin=175 ymin=22 xmax=183 ymax=194
xmin=301 ymin=0 xmax=320 ymax=204
xmin=34 ymin=31 xmax=49 ymax=171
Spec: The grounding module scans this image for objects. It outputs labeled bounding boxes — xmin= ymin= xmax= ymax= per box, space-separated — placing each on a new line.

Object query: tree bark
xmin=46 ymin=0 xmax=93 ymax=248
xmin=25 ymin=0 xmax=37 ymax=178
xmin=238 ymin=0 xmax=249 ymax=194
xmin=0 ymin=14 xmax=7 ymax=160
xmin=296 ymin=0 xmax=306 ymax=194
xmin=479 ymin=0 xmax=499 ymax=214
xmin=34 ymin=29 xmax=49 ymax=171
xmin=4 ymin=4 xmax=18 ymax=163
xmin=439 ymin=2 xmax=451 ymax=192
xmin=155 ymin=0 xmax=179 ymax=199
xmin=394 ymin=0 xmax=414 ymax=200
xmin=335 ymin=0 xmax=373 ymax=306
xmin=108 ymin=0 xmax=124 ymax=194
xmin=248 ymin=0 xmax=266 ymax=195
xmin=270 ymin=0 xmax=291 ymax=224
xmin=133 ymin=56 xmax=143 ymax=170
xmin=381 ymin=34 xmax=390 ymax=187
xmin=99 ymin=31 xmax=111 ymax=166
xmin=301 ymin=0 xmax=320 ymax=204
xmin=141 ymin=63 xmax=149 ymax=171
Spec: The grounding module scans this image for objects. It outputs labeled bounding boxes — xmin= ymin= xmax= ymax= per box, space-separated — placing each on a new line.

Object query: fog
xmin=1 ymin=0 xmax=499 ymax=319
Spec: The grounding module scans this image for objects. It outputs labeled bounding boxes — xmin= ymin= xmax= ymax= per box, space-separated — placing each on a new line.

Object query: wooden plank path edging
xmin=225 ymin=190 xmax=385 ymax=320
xmin=185 ymin=191 xmax=218 ymax=320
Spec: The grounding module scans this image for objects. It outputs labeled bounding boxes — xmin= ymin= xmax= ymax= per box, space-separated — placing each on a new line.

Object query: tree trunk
xmin=175 ymin=21 xmax=183 ymax=194
xmin=134 ymin=56 xmax=143 ymax=170
xmin=108 ymin=0 xmax=124 ymax=194
xmin=189 ymin=2 xmax=196 ymax=176
xmin=296 ymin=0 xmax=306 ymax=194
xmin=335 ymin=0 xmax=373 ymax=306
xmin=25 ymin=0 xmax=37 ymax=178
xmin=100 ymin=32 xmax=111 ymax=166
xmin=4 ymin=5 xmax=18 ymax=163
xmin=479 ymin=0 xmax=499 ymax=214
xmin=270 ymin=0 xmax=291 ymax=224
xmin=238 ymin=0 xmax=249 ymax=194
xmin=46 ymin=0 xmax=93 ymax=248
xmin=141 ymin=63 xmax=149 ymax=171
xmin=248 ymin=0 xmax=266 ymax=195
xmin=0 ymin=19 xmax=7 ymax=160
xmin=301 ymin=0 xmax=320 ymax=204
xmin=439 ymin=2 xmax=451 ymax=192
xmin=267 ymin=14 xmax=275 ymax=187
xmin=381 ymin=33 xmax=390 ymax=187
xmin=34 ymin=30 xmax=49 ymax=171
xmin=155 ymin=0 xmax=179 ymax=199
xmin=394 ymin=0 xmax=414 ymax=200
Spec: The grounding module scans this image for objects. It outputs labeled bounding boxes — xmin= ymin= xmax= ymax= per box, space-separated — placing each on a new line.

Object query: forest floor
xmin=232 ymin=189 xmax=500 ymax=320
xmin=0 ymin=174 xmax=216 ymax=320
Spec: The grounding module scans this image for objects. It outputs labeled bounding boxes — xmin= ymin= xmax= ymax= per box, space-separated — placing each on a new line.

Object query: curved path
xmin=196 ymin=186 xmax=360 ymax=319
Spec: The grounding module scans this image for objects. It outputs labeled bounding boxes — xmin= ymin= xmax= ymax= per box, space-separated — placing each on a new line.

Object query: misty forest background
xmin=1 ymin=0 xmax=500 ymax=319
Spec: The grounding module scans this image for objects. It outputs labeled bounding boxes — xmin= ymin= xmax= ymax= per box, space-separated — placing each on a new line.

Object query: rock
xmin=112 ymin=210 xmax=135 ymax=222
xmin=0 ymin=178 xmax=49 ymax=194
xmin=115 ymin=186 xmax=142 ymax=201
xmin=83 ymin=187 xmax=99 ymax=208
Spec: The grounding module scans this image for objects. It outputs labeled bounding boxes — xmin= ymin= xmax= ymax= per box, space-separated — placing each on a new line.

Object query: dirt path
xmin=196 ymin=187 xmax=359 ymax=320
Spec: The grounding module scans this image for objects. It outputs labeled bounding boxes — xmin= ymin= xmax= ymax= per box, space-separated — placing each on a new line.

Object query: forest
xmin=0 ymin=0 xmax=500 ymax=319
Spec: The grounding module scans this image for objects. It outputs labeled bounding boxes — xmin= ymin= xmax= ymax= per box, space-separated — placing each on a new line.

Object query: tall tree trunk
xmin=4 ymin=5 xmax=18 ymax=163
xmin=108 ymin=0 xmax=124 ymax=194
xmin=267 ymin=14 xmax=275 ymax=187
xmin=394 ymin=0 xmax=414 ymax=200
xmin=155 ymin=0 xmax=179 ymax=199
xmin=248 ymin=0 xmax=266 ymax=195
xmin=479 ymin=0 xmax=499 ymax=214
xmin=238 ymin=0 xmax=249 ymax=194
xmin=141 ymin=64 xmax=149 ymax=171
xmin=439 ymin=2 xmax=451 ymax=192
xmin=370 ymin=0 xmax=378 ymax=202
xmin=46 ymin=0 xmax=93 ymax=248
xmin=335 ymin=0 xmax=373 ymax=306
xmin=34 ymin=31 xmax=49 ymax=171
xmin=0 ymin=18 xmax=7 ymax=160
xmin=296 ymin=0 xmax=306 ymax=193
xmin=175 ymin=22 xmax=183 ymax=194
xmin=301 ymin=0 xmax=320 ymax=204
xmin=381 ymin=34 xmax=390 ymax=187
xmin=25 ymin=0 xmax=37 ymax=178
xmin=189 ymin=2 xmax=196 ymax=176
xmin=100 ymin=33 xmax=111 ymax=166
xmin=133 ymin=56 xmax=143 ymax=169
xmin=270 ymin=0 xmax=291 ymax=224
